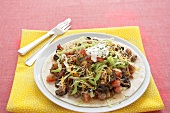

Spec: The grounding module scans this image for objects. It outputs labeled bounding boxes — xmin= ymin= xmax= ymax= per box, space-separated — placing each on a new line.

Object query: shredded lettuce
xmin=106 ymin=56 xmax=128 ymax=68
xmin=107 ymin=56 xmax=117 ymax=65
xmin=69 ymin=76 xmax=93 ymax=80
xmin=90 ymin=62 xmax=107 ymax=73
xmin=88 ymin=79 xmax=97 ymax=86
xmin=94 ymin=73 xmax=101 ymax=82
xmin=90 ymin=91 xmax=94 ymax=98
xmin=71 ymin=81 xmax=79 ymax=95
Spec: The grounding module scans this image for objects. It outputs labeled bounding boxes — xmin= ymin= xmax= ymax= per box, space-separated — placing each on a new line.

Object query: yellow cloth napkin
xmin=7 ymin=26 xmax=164 ymax=113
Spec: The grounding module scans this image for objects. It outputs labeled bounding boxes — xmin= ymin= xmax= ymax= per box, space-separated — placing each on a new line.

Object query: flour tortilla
xmin=41 ymin=37 xmax=145 ymax=107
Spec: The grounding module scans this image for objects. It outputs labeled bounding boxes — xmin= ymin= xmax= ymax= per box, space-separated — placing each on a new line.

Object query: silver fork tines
xmin=25 ymin=19 xmax=71 ymax=66
xmin=18 ymin=18 xmax=71 ymax=55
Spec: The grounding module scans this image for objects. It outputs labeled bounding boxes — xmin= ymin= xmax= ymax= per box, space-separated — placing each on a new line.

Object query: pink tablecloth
xmin=0 ymin=0 xmax=169 ymax=113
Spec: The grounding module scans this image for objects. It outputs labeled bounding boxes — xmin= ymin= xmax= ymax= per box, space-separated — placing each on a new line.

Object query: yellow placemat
xmin=7 ymin=26 xmax=164 ymax=113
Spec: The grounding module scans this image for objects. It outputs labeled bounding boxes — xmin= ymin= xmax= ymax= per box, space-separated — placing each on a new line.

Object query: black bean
xmin=121 ymin=47 xmax=124 ymax=50
xmin=87 ymin=37 xmax=91 ymax=40
xmin=55 ymin=86 xmax=67 ymax=96
xmin=104 ymin=67 xmax=107 ymax=69
xmin=131 ymin=55 xmax=137 ymax=62
xmin=61 ymin=69 xmax=66 ymax=74
xmin=126 ymin=49 xmax=132 ymax=56
xmin=55 ymin=80 xmax=60 ymax=88
xmin=77 ymin=86 xmax=82 ymax=90
xmin=87 ymin=88 xmax=91 ymax=93
xmin=112 ymin=54 xmax=116 ymax=57
xmin=53 ymin=54 xmax=59 ymax=61
xmin=78 ymin=43 xmax=81 ymax=46
xmin=121 ymin=68 xmax=126 ymax=74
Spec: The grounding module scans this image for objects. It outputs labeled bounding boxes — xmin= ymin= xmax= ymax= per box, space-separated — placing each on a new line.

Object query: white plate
xmin=34 ymin=33 xmax=150 ymax=112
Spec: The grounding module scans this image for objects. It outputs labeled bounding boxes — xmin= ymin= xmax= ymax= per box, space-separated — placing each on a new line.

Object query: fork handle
xmin=18 ymin=33 xmax=52 ymax=55
xmin=25 ymin=34 xmax=58 ymax=66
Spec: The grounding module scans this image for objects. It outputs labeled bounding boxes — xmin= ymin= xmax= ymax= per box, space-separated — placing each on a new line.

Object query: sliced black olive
xmin=121 ymin=81 xmax=131 ymax=88
xmin=121 ymin=76 xmax=131 ymax=88
xmin=110 ymin=71 xmax=116 ymax=82
xmin=97 ymin=84 xmax=108 ymax=92
xmin=122 ymin=75 xmax=129 ymax=82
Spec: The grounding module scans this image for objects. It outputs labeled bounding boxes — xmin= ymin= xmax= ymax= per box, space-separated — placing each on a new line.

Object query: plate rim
xmin=34 ymin=32 xmax=151 ymax=112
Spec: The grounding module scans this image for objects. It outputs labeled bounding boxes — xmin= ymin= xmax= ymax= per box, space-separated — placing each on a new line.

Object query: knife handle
xmin=18 ymin=33 xmax=52 ymax=55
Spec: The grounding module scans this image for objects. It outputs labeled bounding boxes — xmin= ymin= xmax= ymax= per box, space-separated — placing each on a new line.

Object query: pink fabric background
xmin=0 ymin=0 xmax=169 ymax=113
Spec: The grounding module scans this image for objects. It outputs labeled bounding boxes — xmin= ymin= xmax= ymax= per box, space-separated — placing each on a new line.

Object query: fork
xmin=25 ymin=22 xmax=71 ymax=66
xmin=18 ymin=18 xmax=71 ymax=55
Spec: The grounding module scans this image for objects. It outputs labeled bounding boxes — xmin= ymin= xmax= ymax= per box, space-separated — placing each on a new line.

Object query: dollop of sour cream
xmin=85 ymin=44 xmax=109 ymax=62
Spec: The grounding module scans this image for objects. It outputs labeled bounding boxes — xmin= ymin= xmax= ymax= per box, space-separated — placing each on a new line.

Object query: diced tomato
xmin=130 ymin=75 xmax=134 ymax=79
xmin=111 ymin=80 xmax=121 ymax=87
xmin=85 ymin=56 xmax=91 ymax=60
xmin=83 ymin=93 xmax=91 ymax=102
xmin=46 ymin=74 xmax=57 ymax=82
xmin=80 ymin=49 xmax=87 ymax=55
xmin=54 ymin=63 xmax=59 ymax=69
xmin=97 ymin=57 xmax=104 ymax=62
xmin=57 ymin=44 xmax=62 ymax=50
xmin=93 ymin=94 xmax=98 ymax=99
xmin=62 ymin=63 xmax=66 ymax=68
xmin=113 ymin=69 xmax=122 ymax=77
xmin=65 ymin=52 xmax=69 ymax=56
xmin=129 ymin=70 xmax=134 ymax=74
xmin=114 ymin=86 xmax=123 ymax=93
